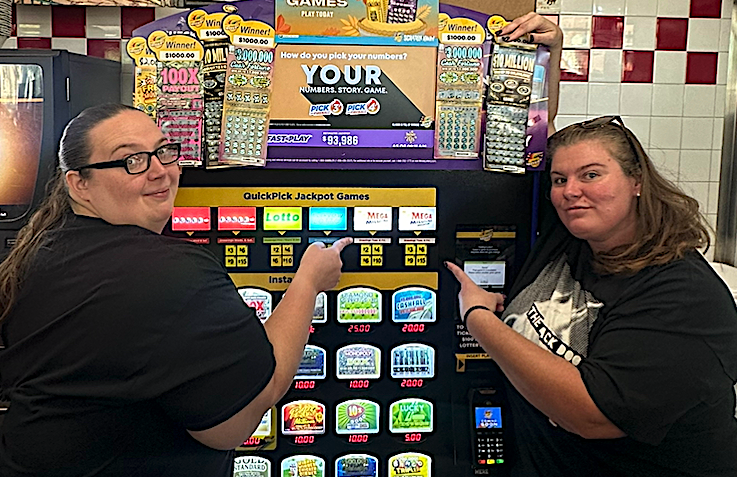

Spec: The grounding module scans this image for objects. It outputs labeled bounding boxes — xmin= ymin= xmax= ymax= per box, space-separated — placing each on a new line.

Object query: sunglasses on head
xmin=579 ymin=115 xmax=640 ymax=164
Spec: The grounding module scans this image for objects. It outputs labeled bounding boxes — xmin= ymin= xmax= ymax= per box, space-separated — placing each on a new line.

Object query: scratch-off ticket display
xmin=336 ymin=344 xmax=381 ymax=380
xmin=281 ymin=455 xmax=325 ymax=477
xmin=220 ymin=16 xmax=276 ymax=167
xmin=237 ymin=287 xmax=272 ymax=323
xmin=389 ymin=398 xmax=434 ymax=433
xmin=281 ymin=400 xmax=326 ymax=435
xmin=434 ymin=14 xmax=486 ymax=159
xmin=335 ymin=399 xmax=380 ymax=434
xmin=126 ymin=36 xmax=157 ymax=119
xmin=312 ymin=291 xmax=327 ymax=323
xmin=189 ymin=9 xmax=230 ymax=169
xmin=234 ymin=456 xmax=271 ymax=477
xmin=483 ymin=41 xmax=538 ymax=174
xmin=147 ymin=30 xmax=205 ymax=167
xmin=336 ymin=287 xmax=382 ymax=323
xmin=238 ymin=407 xmax=277 ymax=452
xmin=392 ymin=287 xmax=436 ymax=322
xmin=390 ymin=344 xmax=435 ymax=379
xmin=388 ymin=453 xmax=431 ymax=477
xmin=335 ymin=454 xmax=379 ymax=477
xmin=296 ymin=345 xmax=327 ymax=380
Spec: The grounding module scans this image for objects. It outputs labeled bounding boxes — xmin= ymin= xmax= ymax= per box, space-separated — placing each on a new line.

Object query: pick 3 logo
xmin=309 ymin=98 xmax=380 ymax=116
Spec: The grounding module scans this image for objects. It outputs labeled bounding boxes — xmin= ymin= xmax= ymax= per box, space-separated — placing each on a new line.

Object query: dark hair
xmin=547 ymin=121 xmax=710 ymax=275
xmin=0 ymin=103 xmax=139 ymax=323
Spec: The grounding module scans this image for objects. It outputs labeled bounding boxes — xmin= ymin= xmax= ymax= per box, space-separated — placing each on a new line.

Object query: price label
xmin=234 ymin=35 xmax=275 ymax=48
xmin=441 ymin=32 xmax=484 ymax=44
xmin=161 ymin=50 xmax=201 ymax=61
xmin=322 ymin=134 xmax=360 ymax=147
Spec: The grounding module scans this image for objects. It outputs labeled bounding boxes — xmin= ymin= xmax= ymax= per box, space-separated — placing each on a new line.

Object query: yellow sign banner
xmin=175 ymin=187 xmax=436 ymax=207
xmin=229 ymin=272 xmax=438 ymax=291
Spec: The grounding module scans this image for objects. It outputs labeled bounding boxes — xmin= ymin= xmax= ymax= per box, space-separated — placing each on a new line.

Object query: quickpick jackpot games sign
xmin=268 ymin=44 xmax=436 ymax=152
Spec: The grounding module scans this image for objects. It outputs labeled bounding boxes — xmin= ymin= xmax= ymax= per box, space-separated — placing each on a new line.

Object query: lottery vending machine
xmin=137 ymin=1 xmax=542 ymax=475
xmin=169 ymin=168 xmax=533 ymax=477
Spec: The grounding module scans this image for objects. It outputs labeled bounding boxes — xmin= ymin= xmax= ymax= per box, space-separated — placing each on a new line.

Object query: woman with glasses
xmin=0 ymin=103 xmax=351 ymax=476
xmin=448 ymin=116 xmax=737 ymax=476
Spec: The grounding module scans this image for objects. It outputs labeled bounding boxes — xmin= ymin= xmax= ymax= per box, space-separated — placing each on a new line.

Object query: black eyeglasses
xmin=580 ymin=115 xmax=640 ymax=164
xmin=73 ymin=143 xmax=181 ymax=175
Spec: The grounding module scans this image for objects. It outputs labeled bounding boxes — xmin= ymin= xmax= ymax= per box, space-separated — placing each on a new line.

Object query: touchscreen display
xmin=0 ymin=64 xmax=44 ymax=221
xmin=475 ymin=406 xmax=502 ymax=429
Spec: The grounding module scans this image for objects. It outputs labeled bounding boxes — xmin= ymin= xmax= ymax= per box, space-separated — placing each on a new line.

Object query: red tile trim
xmin=17 ymin=37 xmax=52 ymax=49
xmin=656 ymin=18 xmax=689 ymax=50
xmin=51 ymin=6 xmax=86 ymax=38
xmin=686 ymin=52 xmax=718 ymax=83
xmin=690 ymin=0 xmax=722 ymax=18
xmin=592 ymin=16 xmax=624 ymax=49
xmin=622 ymin=50 xmax=654 ymax=83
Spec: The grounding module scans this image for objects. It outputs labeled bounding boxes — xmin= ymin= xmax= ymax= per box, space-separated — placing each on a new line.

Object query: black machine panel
xmin=170 ymin=168 xmax=536 ymax=476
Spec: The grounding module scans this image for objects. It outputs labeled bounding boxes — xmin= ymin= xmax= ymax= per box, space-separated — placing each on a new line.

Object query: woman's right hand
xmin=498 ymin=12 xmax=563 ymax=51
xmin=295 ymin=237 xmax=352 ymax=293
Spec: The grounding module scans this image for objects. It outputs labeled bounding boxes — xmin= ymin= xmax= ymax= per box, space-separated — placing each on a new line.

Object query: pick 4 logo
xmin=346 ymin=98 xmax=381 ymax=116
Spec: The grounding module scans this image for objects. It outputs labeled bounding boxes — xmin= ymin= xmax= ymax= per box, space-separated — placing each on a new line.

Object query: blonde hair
xmin=547 ymin=120 xmax=710 ymax=275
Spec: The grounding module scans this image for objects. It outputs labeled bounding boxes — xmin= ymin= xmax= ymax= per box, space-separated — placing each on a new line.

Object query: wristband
xmin=463 ymin=305 xmax=491 ymax=323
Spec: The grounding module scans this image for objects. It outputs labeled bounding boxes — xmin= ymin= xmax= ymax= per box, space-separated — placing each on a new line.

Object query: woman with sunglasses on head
xmin=0 ymin=103 xmax=351 ymax=476
xmin=448 ymin=116 xmax=737 ymax=476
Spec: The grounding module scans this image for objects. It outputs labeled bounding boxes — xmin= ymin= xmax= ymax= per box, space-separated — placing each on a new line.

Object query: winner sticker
xmin=281 ymin=400 xmax=326 ymax=435
xmin=337 ymin=287 xmax=382 ymax=323
xmin=335 ymin=399 xmax=380 ymax=434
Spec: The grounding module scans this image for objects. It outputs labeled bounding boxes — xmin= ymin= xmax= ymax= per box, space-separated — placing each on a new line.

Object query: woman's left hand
xmin=445 ymin=262 xmax=505 ymax=320
xmin=498 ymin=12 xmax=563 ymax=51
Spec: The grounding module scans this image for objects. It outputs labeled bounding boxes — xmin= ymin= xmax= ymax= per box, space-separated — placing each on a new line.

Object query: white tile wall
xmin=50 ymin=37 xmax=86 ymax=55
xmin=623 ymin=16 xmax=656 ymax=50
xmin=593 ymin=0 xmax=625 ymax=16
xmin=560 ymin=0 xmax=594 ymax=15
xmin=589 ymin=49 xmax=623 ymax=82
xmin=683 ymin=85 xmax=716 ymax=118
xmin=681 ymin=117 xmax=715 ymax=149
xmin=85 ymin=7 xmax=121 ymax=39
xmin=657 ymin=0 xmax=690 ymax=17
xmin=620 ymin=83 xmax=653 ymax=116
xmin=625 ymin=0 xmax=657 ymax=16
xmin=653 ymin=51 xmax=687 ymax=84
xmin=16 ymin=5 xmax=51 ymax=37
xmin=687 ymin=19 xmax=721 ymax=51
xmin=651 ymin=84 xmax=684 ymax=116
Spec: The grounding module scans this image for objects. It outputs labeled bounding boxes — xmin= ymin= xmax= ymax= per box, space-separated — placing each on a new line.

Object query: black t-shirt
xmin=0 ymin=214 xmax=275 ymax=476
xmin=501 ymin=222 xmax=737 ymax=477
